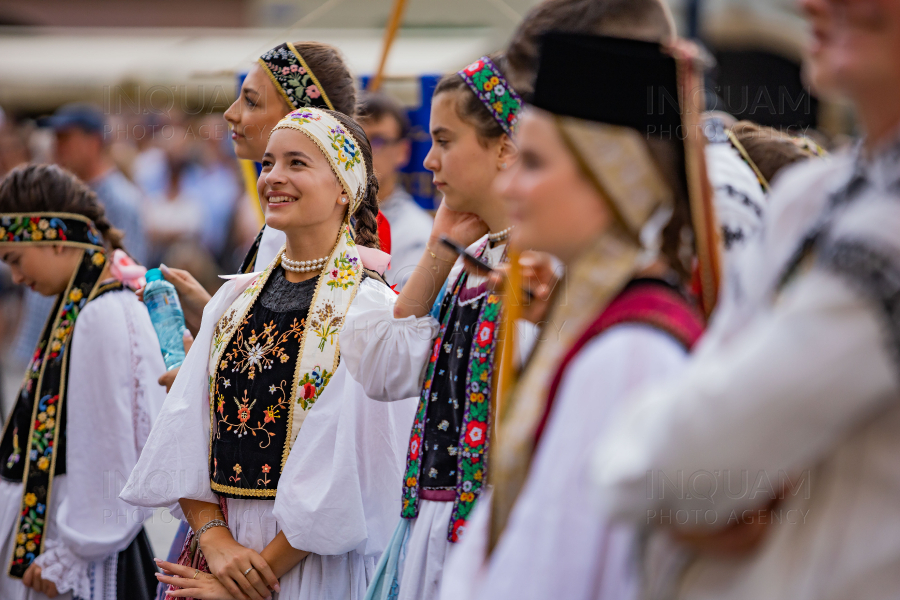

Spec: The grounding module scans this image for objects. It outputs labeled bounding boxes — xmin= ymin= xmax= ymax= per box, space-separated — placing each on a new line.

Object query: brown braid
xmin=324 ymin=110 xmax=381 ymax=250
xmin=0 ymin=164 xmax=126 ymax=253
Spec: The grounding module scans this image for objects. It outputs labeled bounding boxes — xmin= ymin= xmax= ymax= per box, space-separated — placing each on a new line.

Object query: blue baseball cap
xmin=38 ymin=103 xmax=106 ymax=136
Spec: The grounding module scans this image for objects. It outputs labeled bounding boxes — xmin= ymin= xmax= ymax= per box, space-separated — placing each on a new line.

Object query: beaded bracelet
xmin=195 ymin=519 xmax=229 ymax=543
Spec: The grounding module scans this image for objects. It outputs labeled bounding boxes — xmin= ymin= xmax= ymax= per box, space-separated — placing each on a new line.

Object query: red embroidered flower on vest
xmin=465 ymin=421 xmax=486 ymax=447
xmin=475 ymin=321 xmax=495 ymax=347
xmin=409 ymin=434 xmax=421 ymax=461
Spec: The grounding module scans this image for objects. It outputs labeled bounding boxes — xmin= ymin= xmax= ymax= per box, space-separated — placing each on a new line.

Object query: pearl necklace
xmin=281 ymin=252 xmax=329 ymax=273
xmin=488 ymin=226 xmax=513 ymax=243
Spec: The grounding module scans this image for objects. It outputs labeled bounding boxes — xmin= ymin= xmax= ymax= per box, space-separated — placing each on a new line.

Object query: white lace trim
xmin=33 ymin=540 xmax=92 ymax=598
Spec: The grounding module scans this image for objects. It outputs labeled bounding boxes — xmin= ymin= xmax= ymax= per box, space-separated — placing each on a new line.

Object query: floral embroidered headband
xmin=270 ymin=107 xmax=368 ymax=215
xmin=458 ymin=56 xmax=523 ymax=137
xmin=258 ymin=42 xmax=335 ymax=111
xmin=0 ymin=213 xmax=104 ymax=250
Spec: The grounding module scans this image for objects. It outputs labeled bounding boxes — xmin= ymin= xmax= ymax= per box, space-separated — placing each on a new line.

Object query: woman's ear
xmin=498 ymin=134 xmax=519 ymax=170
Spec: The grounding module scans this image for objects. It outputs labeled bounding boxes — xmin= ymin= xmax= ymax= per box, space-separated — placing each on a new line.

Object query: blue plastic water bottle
xmin=143 ymin=268 xmax=187 ymax=370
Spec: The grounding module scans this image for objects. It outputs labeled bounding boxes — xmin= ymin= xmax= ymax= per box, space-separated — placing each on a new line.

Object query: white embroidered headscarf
xmin=270 ymin=107 xmax=369 ymax=216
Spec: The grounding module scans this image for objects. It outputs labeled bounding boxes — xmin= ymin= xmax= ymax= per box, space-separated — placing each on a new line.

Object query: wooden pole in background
xmin=368 ymin=0 xmax=409 ymax=91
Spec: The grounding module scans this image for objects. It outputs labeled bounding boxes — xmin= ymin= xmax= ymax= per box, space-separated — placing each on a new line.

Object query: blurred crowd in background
xmin=0 ymin=0 xmax=860 ymax=423
xmin=0 ymin=104 xmax=261 ymax=403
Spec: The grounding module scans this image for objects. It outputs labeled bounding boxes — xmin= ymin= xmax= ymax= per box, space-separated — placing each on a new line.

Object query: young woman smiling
xmin=122 ymin=108 xmax=415 ymax=600
xmin=154 ymin=42 xmax=358 ymax=344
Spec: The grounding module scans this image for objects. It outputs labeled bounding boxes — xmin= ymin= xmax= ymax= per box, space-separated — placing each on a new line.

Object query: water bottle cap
xmin=145 ymin=268 xmax=163 ymax=282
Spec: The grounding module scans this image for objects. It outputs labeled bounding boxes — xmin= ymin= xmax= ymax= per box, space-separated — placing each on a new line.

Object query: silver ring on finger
xmin=243 ymin=566 xmax=255 ymax=577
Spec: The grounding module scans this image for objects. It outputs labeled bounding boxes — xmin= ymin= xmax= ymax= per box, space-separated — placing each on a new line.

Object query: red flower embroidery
xmin=475 ymin=321 xmax=495 ymax=347
xmin=306 ymin=85 xmax=321 ymax=99
xmin=409 ymin=434 xmax=421 ymax=461
xmin=463 ymin=60 xmax=483 ymax=75
xmin=465 ymin=422 xmax=486 ymax=447
xmin=450 ymin=518 xmax=467 ymax=542
xmin=237 ymin=405 xmax=251 ymax=423
xmin=262 ymin=464 xmax=271 ymax=473
xmin=430 ymin=338 xmax=441 ymax=363
xmin=302 ymin=382 xmax=316 ymax=400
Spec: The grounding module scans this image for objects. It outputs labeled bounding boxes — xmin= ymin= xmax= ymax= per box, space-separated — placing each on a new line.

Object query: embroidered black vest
xmin=209 ymin=269 xmax=316 ymax=498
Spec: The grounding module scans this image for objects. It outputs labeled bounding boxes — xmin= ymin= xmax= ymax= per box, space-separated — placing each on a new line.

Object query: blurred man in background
xmin=358 ymin=91 xmax=433 ymax=290
xmin=11 ymin=103 xmax=148 ymax=370
xmin=45 ymin=103 xmax=146 ymax=263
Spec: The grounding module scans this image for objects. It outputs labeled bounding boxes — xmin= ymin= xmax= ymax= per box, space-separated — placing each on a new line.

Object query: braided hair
xmin=324 ymin=110 xmax=381 ymax=250
xmin=0 ymin=164 xmax=126 ymax=253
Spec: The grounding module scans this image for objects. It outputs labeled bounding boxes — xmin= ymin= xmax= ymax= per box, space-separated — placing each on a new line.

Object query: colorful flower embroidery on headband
xmin=258 ymin=42 xmax=334 ymax=111
xmin=458 ymin=56 xmax=523 ymax=137
xmin=271 ymin=107 xmax=368 ymax=215
xmin=0 ymin=213 xmax=104 ymax=249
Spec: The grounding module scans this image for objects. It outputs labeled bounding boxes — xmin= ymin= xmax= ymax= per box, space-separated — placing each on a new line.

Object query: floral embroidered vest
xmin=401 ymin=242 xmax=506 ymax=542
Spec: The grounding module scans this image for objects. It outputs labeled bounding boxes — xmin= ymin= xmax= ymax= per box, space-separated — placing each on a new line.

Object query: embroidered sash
xmin=207 ymin=223 xmax=363 ymax=497
xmin=0 ymin=213 xmax=110 ymax=578
xmin=401 ymin=243 xmax=506 ymax=542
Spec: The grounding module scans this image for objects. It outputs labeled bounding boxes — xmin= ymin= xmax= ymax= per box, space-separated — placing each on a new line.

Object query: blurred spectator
xmin=12 ymin=103 xmax=149 ymax=367
xmin=133 ymin=115 xmax=242 ymax=265
xmin=42 ymin=103 xmax=147 ymax=263
xmin=358 ymin=91 xmax=433 ymax=290
xmin=0 ymin=109 xmax=29 ymax=176
xmin=143 ymin=156 xmax=203 ymax=266
xmin=182 ymin=115 xmax=242 ymax=261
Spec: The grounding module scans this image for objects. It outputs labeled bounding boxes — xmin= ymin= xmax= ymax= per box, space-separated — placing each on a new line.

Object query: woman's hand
xmin=157 ymin=330 xmax=194 ymax=392
xmin=473 ymin=251 xmax=558 ymax=324
xmin=430 ymin=202 xmax=489 ymax=248
xmin=155 ymin=559 xmax=242 ymax=600
xmin=136 ymin=265 xmax=210 ymax=336
xmin=22 ymin=564 xmax=59 ymax=598
xmin=199 ymin=527 xmax=280 ymax=600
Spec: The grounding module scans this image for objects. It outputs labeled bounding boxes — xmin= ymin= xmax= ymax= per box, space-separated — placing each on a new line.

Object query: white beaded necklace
xmin=281 ymin=251 xmax=329 ymax=273
xmin=488 ymin=226 xmax=514 ymax=243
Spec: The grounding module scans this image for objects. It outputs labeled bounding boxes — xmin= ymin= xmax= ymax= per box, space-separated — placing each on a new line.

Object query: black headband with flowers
xmin=0 ymin=213 xmax=104 ymax=249
xmin=258 ymin=42 xmax=335 ymax=111
xmin=458 ymin=56 xmax=523 ymax=137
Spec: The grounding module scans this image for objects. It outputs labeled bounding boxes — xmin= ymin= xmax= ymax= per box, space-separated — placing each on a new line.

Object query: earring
xmin=341 ymin=196 xmax=348 ymax=204
xmin=500 ymin=163 xmax=507 ymax=170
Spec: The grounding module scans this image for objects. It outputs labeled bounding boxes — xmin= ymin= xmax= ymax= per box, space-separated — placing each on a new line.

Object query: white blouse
xmin=121 ymin=273 xmax=418 ymax=599
xmin=0 ymin=289 xmax=167 ymax=600
xmin=592 ymin=142 xmax=900 ymax=599
xmin=441 ymin=324 xmax=688 ymax=600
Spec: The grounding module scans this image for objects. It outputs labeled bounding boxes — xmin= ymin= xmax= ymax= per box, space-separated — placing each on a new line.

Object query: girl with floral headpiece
xmin=0 ymin=164 xmax=167 ymax=600
xmin=133 ymin=39 xmax=392 ymax=594
xmin=338 ymin=53 xmax=523 ymax=600
xmin=440 ymin=34 xmax=713 ymax=600
xmin=152 ymin=41 xmax=389 ymax=391
xmin=122 ymin=108 xmax=415 ymax=600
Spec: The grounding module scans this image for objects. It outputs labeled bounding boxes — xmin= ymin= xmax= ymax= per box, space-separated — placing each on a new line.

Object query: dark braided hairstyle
xmin=0 ymin=164 xmax=126 ymax=253
xmin=325 ymin=109 xmax=381 ymax=250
